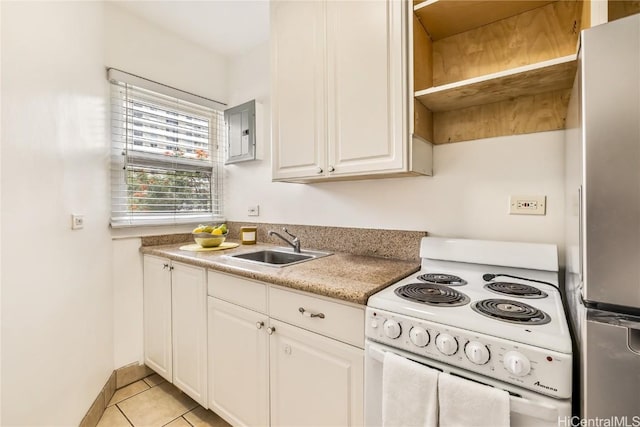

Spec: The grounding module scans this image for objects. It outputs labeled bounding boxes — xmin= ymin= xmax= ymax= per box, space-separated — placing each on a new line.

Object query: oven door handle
xmin=368 ymin=343 xmax=559 ymax=421
xmin=368 ymin=344 xmax=398 ymax=363
xmin=510 ymin=396 xmax=559 ymax=421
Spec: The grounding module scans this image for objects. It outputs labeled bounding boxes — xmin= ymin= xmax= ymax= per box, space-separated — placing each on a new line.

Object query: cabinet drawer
xmin=269 ymin=287 xmax=364 ymax=348
xmin=208 ymin=270 xmax=267 ymax=314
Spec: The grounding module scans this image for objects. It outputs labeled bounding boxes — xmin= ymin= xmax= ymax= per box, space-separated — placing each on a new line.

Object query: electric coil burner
xmin=417 ymin=273 xmax=467 ymax=286
xmin=394 ymin=283 xmax=470 ymax=307
xmin=471 ymin=299 xmax=551 ymax=325
xmin=484 ymin=282 xmax=548 ymax=299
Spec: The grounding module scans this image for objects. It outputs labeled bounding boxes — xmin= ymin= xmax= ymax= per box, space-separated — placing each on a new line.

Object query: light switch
xmin=71 ymin=214 xmax=84 ymax=230
xmin=248 ymin=205 xmax=260 ymax=216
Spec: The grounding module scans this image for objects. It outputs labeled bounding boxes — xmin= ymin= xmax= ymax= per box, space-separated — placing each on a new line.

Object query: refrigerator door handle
xmin=618 ymin=319 xmax=640 ymax=331
xmin=589 ymin=312 xmax=640 ymax=355
xmin=629 ymin=329 xmax=640 ymax=355
xmin=578 ymin=185 xmax=584 ymax=287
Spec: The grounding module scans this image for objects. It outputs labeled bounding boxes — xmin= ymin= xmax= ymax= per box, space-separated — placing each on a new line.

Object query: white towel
xmin=438 ymin=373 xmax=510 ymax=427
xmin=382 ymin=352 xmax=438 ymax=427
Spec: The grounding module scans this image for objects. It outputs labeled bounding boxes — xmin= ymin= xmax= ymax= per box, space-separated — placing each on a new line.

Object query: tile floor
xmin=97 ymin=374 xmax=231 ymax=427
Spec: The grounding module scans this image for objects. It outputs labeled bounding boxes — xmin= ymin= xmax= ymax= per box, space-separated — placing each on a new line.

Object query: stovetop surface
xmin=367 ymin=258 xmax=572 ymax=354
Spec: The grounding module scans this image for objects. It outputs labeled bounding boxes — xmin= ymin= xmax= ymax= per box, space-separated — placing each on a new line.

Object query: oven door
xmin=365 ymin=341 xmax=571 ymax=427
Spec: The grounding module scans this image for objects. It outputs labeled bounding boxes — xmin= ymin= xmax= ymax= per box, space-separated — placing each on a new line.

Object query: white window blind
xmin=109 ymin=70 xmax=226 ymax=227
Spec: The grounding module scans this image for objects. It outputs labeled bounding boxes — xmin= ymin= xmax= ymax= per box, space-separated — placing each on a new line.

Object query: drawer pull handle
xmin=256 ymin=321 xmax=264 ymax=329
xmin=299 ymin=307 xmax=325 ymax=319
xmin=267 ymin=326 xmax=276 ymax=335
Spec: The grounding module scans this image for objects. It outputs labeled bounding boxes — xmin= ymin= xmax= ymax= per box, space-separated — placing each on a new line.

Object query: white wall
xmin=112 ymin=238 xmax=143 ymax=368
xmin=105 ymin=2 xmax=231 ymax=368
xmin=226 ymin=43 xmax=567 ymax=258
xmin=105 ymin=2 xmax=228 ymax=104
xmin=1 ymin=2 xmax=113 ymax=425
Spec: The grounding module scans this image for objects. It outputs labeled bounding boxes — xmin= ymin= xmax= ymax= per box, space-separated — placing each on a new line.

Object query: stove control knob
xmin=435 ymin=333 xmax=458 ymax=355
xmin=465 ymin=341 xmax=490 ymax=365
xmin=370 ymin=320 xmax=379 ymax=329
xmin=409 ymin=327 xmax=430 ymax=347
xmin=383 ymin=319 xmax=402 ymax=339
xmin=503 ymin=351 xmax=531 ymax=377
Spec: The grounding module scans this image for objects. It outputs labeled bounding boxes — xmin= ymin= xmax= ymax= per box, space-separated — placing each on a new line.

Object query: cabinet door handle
xmin=267 ymin=326 xmax=276 ymax=335
xmin=256 ymin=321 xmax=264 ymax=329
xmin=328 ymin=166 xmax=335 ymax=172
xmin=299 ymin=307 xmax=325 ymax=319
xmin=316 ymin=167 xmax=323 ymax=174
xmin=163 ymin=263 xmax=169 ymax=270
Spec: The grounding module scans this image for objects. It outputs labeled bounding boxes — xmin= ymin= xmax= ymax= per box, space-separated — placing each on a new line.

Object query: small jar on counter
xmin=240 ymin=226 xmax=258 ymax=245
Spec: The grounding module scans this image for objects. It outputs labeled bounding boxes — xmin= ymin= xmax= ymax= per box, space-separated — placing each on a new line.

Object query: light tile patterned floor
xmin=97 ymin=374 xmax=230 ymax=427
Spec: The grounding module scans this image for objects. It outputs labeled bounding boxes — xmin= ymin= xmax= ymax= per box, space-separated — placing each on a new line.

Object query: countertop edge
xmin=140 ymin=242 xmax=420 ymax=305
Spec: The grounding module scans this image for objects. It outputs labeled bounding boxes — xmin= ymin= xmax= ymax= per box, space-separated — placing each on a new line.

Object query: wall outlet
xmin=248 ymin=205 xmax=260 ymax=216
xmin=71 ymin=214 xmax=84 ymax=230
xmin=509 ymin=195 xmax=546 ymax=215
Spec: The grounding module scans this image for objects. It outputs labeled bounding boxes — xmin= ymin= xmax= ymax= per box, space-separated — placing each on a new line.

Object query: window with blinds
xmin=109 ymin=70 xmax=226 ymax=227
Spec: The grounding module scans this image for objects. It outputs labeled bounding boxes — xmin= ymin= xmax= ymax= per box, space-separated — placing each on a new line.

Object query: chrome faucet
xmin=269 ymin=228 xmax=301 ymax=253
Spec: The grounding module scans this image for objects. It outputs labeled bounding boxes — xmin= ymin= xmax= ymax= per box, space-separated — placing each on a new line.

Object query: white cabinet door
xmin=269 ymin=319 xmax=364 ymax=427
xmin=143 ymin=255 xmax=172 ymax=382
xmin=327 ymin=0 xmax=405 ymax=176
xmin=271 ymin=0 xmax=408 ymax=182
xmin=171 ymin=261 xmax=208 ymax=407
xmin=271 ymin=0 xmax=326 ymax=181
xmin=208 ymin=298 xmax=269 ymax=427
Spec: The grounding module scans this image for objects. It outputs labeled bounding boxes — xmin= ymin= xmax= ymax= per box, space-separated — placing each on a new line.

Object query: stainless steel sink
xmin=228 ymin=248 xmax=331 ymax=267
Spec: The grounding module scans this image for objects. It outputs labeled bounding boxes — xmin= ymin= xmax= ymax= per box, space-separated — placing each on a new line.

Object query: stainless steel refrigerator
xmin=564 ymin=13 xmax=640 ymax=419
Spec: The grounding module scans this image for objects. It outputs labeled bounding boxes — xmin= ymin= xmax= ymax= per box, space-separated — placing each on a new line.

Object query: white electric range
xmin=365 ymin=237 xmax=573 ymax=426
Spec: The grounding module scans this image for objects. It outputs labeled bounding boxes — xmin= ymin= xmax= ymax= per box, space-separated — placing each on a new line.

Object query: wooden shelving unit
xmin=411 ymin=0 xmax=584 ymax=144
xmin=608 ymin=0 xmax=640 ymax=21
xmin=416 ymin=54 xmax=578 ymax=112
xmin=414 ymin=0 xmax=555 ymax=41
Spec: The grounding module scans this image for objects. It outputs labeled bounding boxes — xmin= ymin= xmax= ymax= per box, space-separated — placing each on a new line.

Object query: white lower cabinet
xmin=171 ymin=261 xmax=208 ymax=407
xmin=143 ymin=255 xmax=173 ymax=382
xmin=143 ymin=255 xmax=208 ymax=407
xmin=269 ymin=319 xmax=364 ymax=427
xmin=208 ymin=297 xmax=269 ymax=427
xmin=207 ymin=270 xmax=364 ymax=427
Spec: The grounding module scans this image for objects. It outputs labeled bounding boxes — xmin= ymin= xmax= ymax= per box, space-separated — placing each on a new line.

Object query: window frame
xmin=108 ymin=68 xmax=226 ymax=228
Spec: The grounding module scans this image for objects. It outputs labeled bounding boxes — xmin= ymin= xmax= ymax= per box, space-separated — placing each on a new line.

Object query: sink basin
xmin=228 ymin=248 xmax=331 ymax=267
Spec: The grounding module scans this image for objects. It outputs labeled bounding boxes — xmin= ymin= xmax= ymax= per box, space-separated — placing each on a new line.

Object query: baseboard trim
xmin=79 ymin=363 xmax=154 ymax=427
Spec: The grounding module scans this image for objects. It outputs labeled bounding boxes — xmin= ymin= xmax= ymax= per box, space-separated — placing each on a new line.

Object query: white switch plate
xmin=248 ymin=205 xmax=260 ymax=216
xmin=71 ymin=214 xmax=84 ymax=229
xmin=509 ymin=195 xmax=546 ymax=215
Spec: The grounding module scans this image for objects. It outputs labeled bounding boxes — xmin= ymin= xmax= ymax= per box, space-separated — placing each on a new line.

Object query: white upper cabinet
xmin=271 ymin=0 xmax=326 ymax=180
xmin=271 ymin=0 xmax=432 ymax=183
xmin=326 ymin=0 xmax=405 ymax=177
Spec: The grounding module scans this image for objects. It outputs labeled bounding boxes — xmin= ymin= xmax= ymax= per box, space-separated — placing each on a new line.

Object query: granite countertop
xmin=140 ymin=240 xmax=420 ymax=305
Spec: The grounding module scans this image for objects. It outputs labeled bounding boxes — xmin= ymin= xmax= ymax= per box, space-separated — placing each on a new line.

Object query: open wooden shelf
xmin=414 ymin=0 xmax=555 ymax=40
xmin=411 ymin=0 xmax=583 ymax=145
xmin=415 ymin=54 xmax=577 ymax=112
xmin=608 ymin=1 xmax=640 ymax=22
